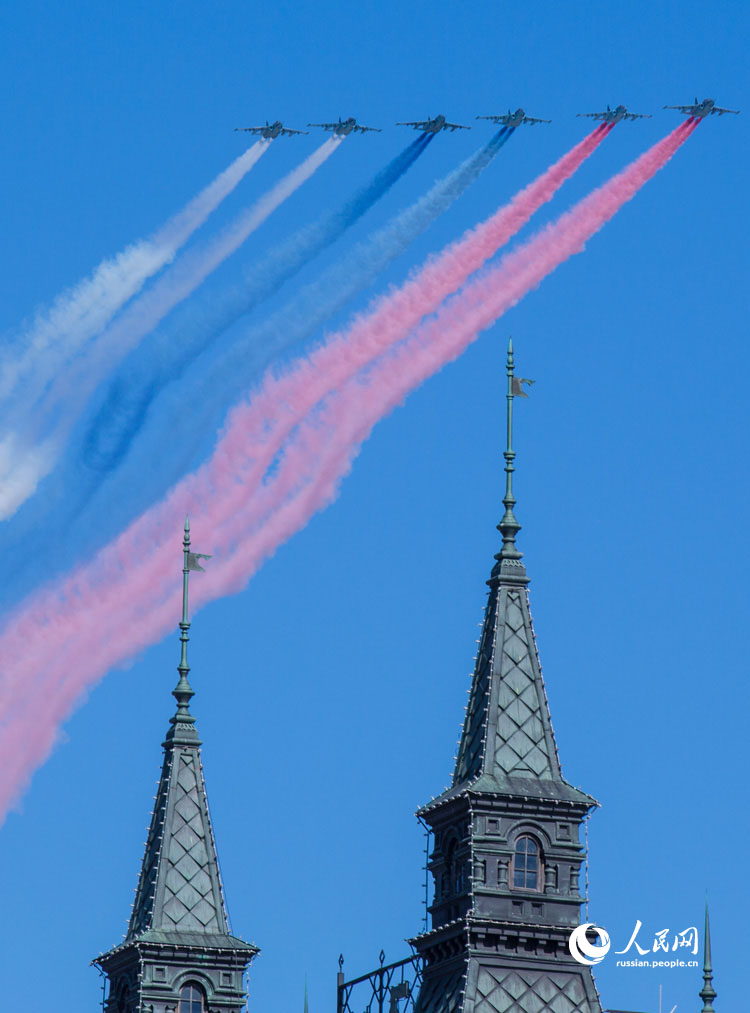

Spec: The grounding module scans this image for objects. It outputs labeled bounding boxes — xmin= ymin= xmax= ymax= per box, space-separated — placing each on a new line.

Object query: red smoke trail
xmin=119 ymin=124 xmax=613 ymax=507
xmin=0 ymin=127 xmax=614 ymax=700
xmin=0 ymin=121 xmax=696 ymax=821
xmin=251 ymin=126 xmax=611 ymax=423
xmin=0 ymin=128 xmax=613 ymax=679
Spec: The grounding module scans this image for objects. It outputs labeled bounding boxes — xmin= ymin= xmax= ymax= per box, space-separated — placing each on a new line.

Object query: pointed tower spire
xmin=497 ymin=338 xmax=523 ymax=562
xmin=451 ymin=343 xmax=581 ymax=792
xmin=166 ymin=517 xmax=198 ymax=746
xmin=94 ymin=523 xmax=257 ymax=1012
xmin=700 ymin=902 xmax=717 ymax=1012
xmin=412 ymin=341 xmax=601 ymax=1013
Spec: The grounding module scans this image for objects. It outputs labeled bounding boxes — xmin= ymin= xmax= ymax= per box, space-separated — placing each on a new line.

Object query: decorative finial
xmin=165 ymin=520 xmax=212 ymax=745
xmin=166 ymin=518 xmax=198 ymax=742
xmin=700 ymin=901 xmax=716 ymax=1012
xmin=491 ymin=338 xmax=533 ymax=585
xmin=499 ymin=338 xmax=522 ymax=560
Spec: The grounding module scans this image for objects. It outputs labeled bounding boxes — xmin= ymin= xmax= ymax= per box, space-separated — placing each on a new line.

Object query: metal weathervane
xmin=173 ymin=517 xmax=211 ymax=714
xmin=498 ymin=337 xmax=533 ymax=564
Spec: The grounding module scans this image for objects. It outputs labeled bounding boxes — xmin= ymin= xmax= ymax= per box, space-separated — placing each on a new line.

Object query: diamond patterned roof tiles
xmin=127 ymin=735 xmax=231 ymax=943
xmin=471 ymin=967 xmax=600 ymax=1013
xmin=452 ymin=578 xmax=593 ymax=805
xmin=414 ymin=962 xmax=601 ymax=1013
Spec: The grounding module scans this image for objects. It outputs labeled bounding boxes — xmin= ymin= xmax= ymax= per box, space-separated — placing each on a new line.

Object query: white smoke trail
xmin=0 ymin=138 xmax=342 ymax=522
xmin=0 ymin=141 xmax=269 ymax=407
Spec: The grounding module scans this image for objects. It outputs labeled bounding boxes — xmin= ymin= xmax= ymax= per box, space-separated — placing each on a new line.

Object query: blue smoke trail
xmin=98 ymin=128 xmax=512 ymax=469
xmin=82 ymin=134 xmax=434 ymax=471
xmin=0 ymin=129 xmax=512 ymax=611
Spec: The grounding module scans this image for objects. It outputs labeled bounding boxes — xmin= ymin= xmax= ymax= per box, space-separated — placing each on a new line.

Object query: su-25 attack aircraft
xmin=577 ymin=104 xmax=651 ymax=124
xmin=396 ymin=113 xmax=470 ymax=133
xmin=307 ymin=117 xmax=381 ymax=135
xmin=476 ymin=108 xmax=551 ymax=127
xmin=663 ymin=97 xmax=740 ymax=118
xmin=234 ymin=120 xmax=308 ymax=139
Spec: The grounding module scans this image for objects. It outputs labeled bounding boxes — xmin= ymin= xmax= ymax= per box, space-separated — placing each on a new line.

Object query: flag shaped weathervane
xmin=167 ymin=518 xmax=212 ymax=737
xmin=511 ymin=376 xmax=535 ymax=398
xmin=509 ymin=337 xmax=535 ymax=399
xmin=187 ymin=551 xmax=212 ymax=572
xmin=496 ymin=337 xmax=533 ymax=567
xmin=176 ymin=517 xmax=211 ymax=692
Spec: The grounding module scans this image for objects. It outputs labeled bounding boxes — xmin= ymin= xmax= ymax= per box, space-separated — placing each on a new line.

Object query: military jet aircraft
xmin=234 ymin=121 xmax=308 ymax=139
xmin=307 ymin=117 xmax=381 ymax=135
xmin=577 ymin=104 xmax=651 ymax=124
xmin=476 ymin=108 xmax=551 ymax=128
xmin=396 ymin=114 xmax=470 ymax=133
xmin=663 ymin=97 xmax=739 ymax=118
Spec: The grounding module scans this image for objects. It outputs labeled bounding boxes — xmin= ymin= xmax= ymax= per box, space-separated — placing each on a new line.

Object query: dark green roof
xmin=100 ymin=929 xmax=257 ymax=958
xmin=449 ymin=575 xmax=594 ymax=808
xmin=126 ymin=730 xmax=232 ymax=941
xmin=419 ymin=771 xmax=597 ymax=815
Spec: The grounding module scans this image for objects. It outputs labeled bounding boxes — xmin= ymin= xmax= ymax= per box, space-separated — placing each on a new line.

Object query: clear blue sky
xmin=0 ymin=2 xmax=747 ymax=1012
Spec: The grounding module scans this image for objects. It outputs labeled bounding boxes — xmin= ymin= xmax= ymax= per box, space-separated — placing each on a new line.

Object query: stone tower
xmin=411 ymin=344 xmax=602 ymax=1013
xmin=94 ymin=521 xmax=258 ymax=1012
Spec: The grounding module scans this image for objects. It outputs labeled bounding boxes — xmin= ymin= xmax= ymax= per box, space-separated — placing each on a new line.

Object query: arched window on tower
xmin=511 ymin=835 xmax=543 ymax=891
xmin=179 ymin=982 xmax=206 ymax=1013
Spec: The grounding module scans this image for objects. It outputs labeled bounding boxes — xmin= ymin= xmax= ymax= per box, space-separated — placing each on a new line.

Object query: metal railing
xmin=336 ymin=951 xmax=423 ymax=1013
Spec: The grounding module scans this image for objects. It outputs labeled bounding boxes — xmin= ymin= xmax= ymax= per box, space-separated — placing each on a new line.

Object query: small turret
xmin=94 ymin=522 xmax=257 ymax=1013
xmin=411 ymin=341 xmax=602 ymax=1013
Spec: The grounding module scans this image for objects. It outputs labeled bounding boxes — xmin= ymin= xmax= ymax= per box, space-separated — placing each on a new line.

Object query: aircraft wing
xmin=523 ymin=116 xmax=552 ymax=125
xmin=476 ymin=115 xmax=504 ymax=124
xmin=663 ymin=104 xmax=694 ymax=113
xmin=234 ymin=126 xmax=267 ymax=134
xmin=445 ymin=121 xmax=471 ymax=131
xmin=280 ymin=127 xmax=309 ymax=136
xmin=307 ymin=122 xmax=337 ymax=132
xmin=714 ymin=106 xmax=740 ymax=115
xmin=576 ymin=111 xmax=605 ymax=120
xmin=353 ymin=124 xmax=382 ymax=133
xmin=396 ymin=120 xmax=429 ymax=129
xmin=624 ymin=112 xmax=652 ymax=120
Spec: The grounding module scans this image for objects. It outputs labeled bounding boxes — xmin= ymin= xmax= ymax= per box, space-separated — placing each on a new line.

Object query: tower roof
xmin=411 ymin=345 xmax=600 ymax=1013
xmin=125 ymin=723 xmax=232 ymax=943
xmin=105 ymin=520 xmax=255 ymax=956
xmin=427 ymin=343 xmax=595 ymax=810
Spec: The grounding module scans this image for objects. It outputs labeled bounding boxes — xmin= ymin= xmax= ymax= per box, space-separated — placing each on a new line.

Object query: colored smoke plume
xmin=0 ymin=121 xmax=697 ymax=822
xmin=82 ymin=134 xmax=436 ymax=472
xmin=0 ymin=139 xmax=339 ymax=521
xmin=0 ymin=140 xmax=269 ymax=408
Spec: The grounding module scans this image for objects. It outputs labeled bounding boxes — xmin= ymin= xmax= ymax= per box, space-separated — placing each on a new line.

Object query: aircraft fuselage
xmin=607 ymin=105 xmax=628 ymax=123
xmin=665 ymin=97 xmax=739 ymax=118
xmin=506 ymin=108 xmax=525 ymax=127
xmin=263 ymin=121 xmax=284 ymax=139
xmin=334 ymin=118 xmax=357 ymax=135
xmin=423 ymin=115 xmax=447 ymax=132
xmin=693 ymin=98 xmax=715 ymax=118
